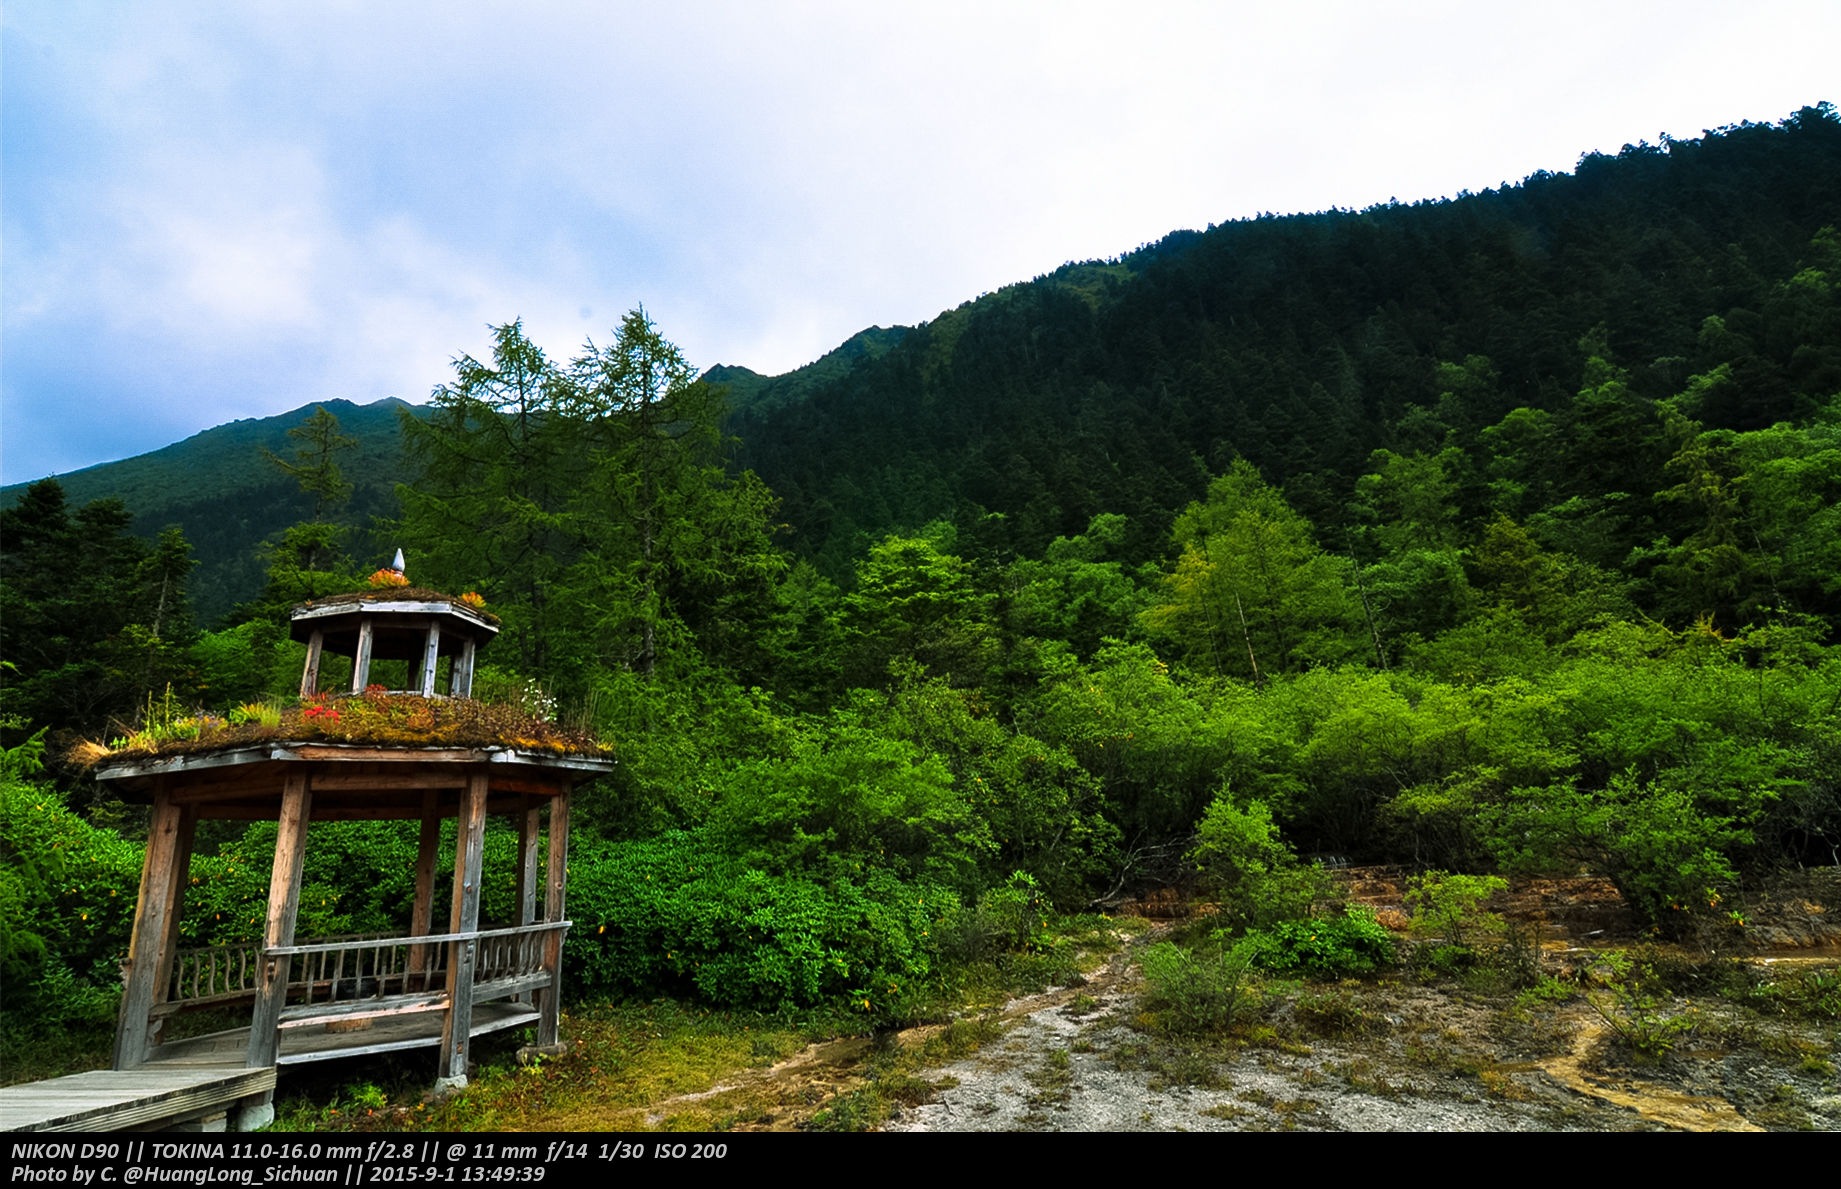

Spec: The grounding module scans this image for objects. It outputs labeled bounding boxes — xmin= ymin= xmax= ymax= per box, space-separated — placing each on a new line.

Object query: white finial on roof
xmin=392 ymin=548 xmax=406 ymax=576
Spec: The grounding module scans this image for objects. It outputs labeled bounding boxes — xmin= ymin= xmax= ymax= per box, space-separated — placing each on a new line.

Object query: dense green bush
xmin=1139 ymin=936 xmax=1263 ymax=1032
xmin=0 ymin=778 xmax=140 ymax=1041
xmin=1404 ymin=871 xmax=1508 ymax=947
xmin=184 ymin=819 xmax=450 ymax=945
xmin=931 ymin=871 xmax=1051 ymax=964
xmin=1190 ymin=789 xmax=1340 ymax=927
xmin=1243 ymin=908 xmax=1398 ymax=979
xmin=710 ymin=717 xmax=988 ymax=889
xmin=564 ymin=829 xmax=957 ymax=1020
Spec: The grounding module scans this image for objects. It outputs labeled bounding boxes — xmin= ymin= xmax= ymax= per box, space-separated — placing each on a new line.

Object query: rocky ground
xmin=877 ymin=869 xmax=1840 ymax=1133
xmin=296 ymin=869 xmax=1839 ymax=1133
xmin=882 ymin=935 xmax=1837 ymax=1132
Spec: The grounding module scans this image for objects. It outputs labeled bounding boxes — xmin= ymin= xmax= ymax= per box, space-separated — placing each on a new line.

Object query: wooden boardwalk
xmin=0 ymin=1064 xmax=274 ymax=1133
xmin=0 ymin=1001 xmax=536 ymax=1132
xmin=149 ymin=999 xmax=540 ymax=1067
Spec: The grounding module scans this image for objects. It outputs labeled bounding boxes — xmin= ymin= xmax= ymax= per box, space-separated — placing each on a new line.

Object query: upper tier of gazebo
xmin=289 ymin=585 xmax=500 ymax=698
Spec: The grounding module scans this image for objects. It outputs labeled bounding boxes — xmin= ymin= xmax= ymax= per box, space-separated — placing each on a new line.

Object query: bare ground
xmin=885 ymin=933 xmax=1835 ymax=1132
xmin=332 ymin=871 xmax=1839 ymax=1133
xmin=877 ymin=873 xmax=1839 ymax=1133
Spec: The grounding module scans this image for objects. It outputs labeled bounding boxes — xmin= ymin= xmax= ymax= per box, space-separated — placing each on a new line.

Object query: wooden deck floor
xmin=146 ymin=1000 xmax=539 ymax=1066
xmin=0 ymin=1064 xmax=274 ymax=1133
xmin=0 ymin=1002 xmax=537 ymax=1132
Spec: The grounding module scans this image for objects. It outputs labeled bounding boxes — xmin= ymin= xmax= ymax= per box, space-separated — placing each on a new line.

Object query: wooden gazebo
xmin=90 ymin=585 xmax=611 ymax=1129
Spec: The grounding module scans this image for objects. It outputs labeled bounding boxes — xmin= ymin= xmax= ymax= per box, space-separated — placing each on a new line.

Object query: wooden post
xmin=449 ymin=638 xmax=476 ymax=698
xmin=419 ymin=622 xmax=442 ymax=697
xmin=247 ymin=771 xmax=312 ymax=1070
xmin=515 ymin=797 xmax=541 ymax=927
xmin=407 ymin=789 xmax=441 ymax=991
xmin=537 ymin=790 xmax=571 ymax=1048
xmin=114 ymin=782 xmax=184 ymax=1069
xmin=513 ymin=796 xmax=541 ymax=1004
xmin=299 ymin=629 xmax=324 ymax=698
xmin=438 ymin=769 xmax=488 ymax=1087
xmin=350 ymin=617 xmax=375 ymax=693
xmin=150 ymin=804 xmax=199 ymax=1025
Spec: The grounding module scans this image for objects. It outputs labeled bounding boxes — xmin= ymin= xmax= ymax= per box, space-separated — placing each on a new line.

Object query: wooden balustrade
xmin=156 ymin=922 xmax=567 ymax=1021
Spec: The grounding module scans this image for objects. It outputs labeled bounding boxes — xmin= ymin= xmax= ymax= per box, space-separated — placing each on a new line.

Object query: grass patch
xmin=268 ymin=1001 xmax=823 ymax=1133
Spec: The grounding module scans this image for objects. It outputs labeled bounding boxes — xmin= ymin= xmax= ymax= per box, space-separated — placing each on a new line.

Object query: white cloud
xmin=5 ymin=0 xmax=1839 ymax=482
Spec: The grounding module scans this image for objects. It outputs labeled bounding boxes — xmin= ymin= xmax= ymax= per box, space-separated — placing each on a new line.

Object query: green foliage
xmin=561 ymin=307 xmax=786 ymax=686
xmin=253 ymin=522 xmax=362 ymax=612
xmin=563 ymin=829 xmax=955 ymax=1020
xmin=978 ymin=871 xmax=1050 ymax=953
xmin=399 ymin=319 xmax=578 ymax=676
xmin=1583 ymin=951 xmax=1699 ymax=1062
xmin=1190 ymin=790 xmax=1333 ymax=927
xmin=873 ymin=673 xmax=1116 ymax=902
xmin=1403 ymin=871 xmax=1508 ymax=947
xmin=190 ymin=620 xmax=288 ymax=707
xmin=839 ymin=536 xmax=998 ymax=689
xmin=0 ymin=778 xmax=141 ymax=1041
xmin=0 ymin=481 xmax=190 ymax=740
xmin=183 ymin=819 xmax=429 ymax=945
xmin=1352 ymin=447 xmax=1465 ymax=558
xmin=1242 ymin=908 xmax=1398 ymax=980
xmin=1002 ymin=514 xmax=1151 ymax=658
xmin=1024 ymin=642 xmax=1274 ymax=842
xmin=1485 ymin=771 xmax=1752 ymax=933
xmin=711 ymin=712 xmax=987 ymax=887
xmin=0 ymin=728 xmax=47 ymax=780
xmin=1742 ymin=966 xmax=1841 ymax=1022
xmin=1144 ymin=461 xmax=1360 ymax=681
xmin=1139 ymin=936 xmax=1263 ymax=1033
xmin=399 ymin=313 xmax=785 ymax=696
xmin=263 ymin=405 xmax=357 ymax=522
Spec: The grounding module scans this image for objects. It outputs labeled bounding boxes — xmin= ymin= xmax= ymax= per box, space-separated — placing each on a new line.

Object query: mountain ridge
xmin=6 ymin=105 xmax=1837 ymax=617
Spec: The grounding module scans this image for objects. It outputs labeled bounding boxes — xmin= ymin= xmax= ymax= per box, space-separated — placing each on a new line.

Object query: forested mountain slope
xmin=1 ymin=398 xmax=424 ymax=622
xmin=10 ymin=109 xmax=1837 ymax=623
xmin=735 ymin=106 xmax=1841 ymax=575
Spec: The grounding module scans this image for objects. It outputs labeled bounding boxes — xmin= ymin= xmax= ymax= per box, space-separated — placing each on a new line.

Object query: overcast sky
xmin=3 ymin=1 xmax=1836 ymax=486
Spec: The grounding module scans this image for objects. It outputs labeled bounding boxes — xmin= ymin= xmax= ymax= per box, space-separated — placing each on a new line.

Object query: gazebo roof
xmin=289 ymin=587 xmax=500 ymax=653
xmin=90 ymin=741 xmax=614 ymax=816
xmin=81 ymin=691 xmax=610 ymax=778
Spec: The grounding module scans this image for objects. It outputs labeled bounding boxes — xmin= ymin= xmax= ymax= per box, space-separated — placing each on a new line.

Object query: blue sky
xmin=4 ymin=1 xmax=1836 ymax=485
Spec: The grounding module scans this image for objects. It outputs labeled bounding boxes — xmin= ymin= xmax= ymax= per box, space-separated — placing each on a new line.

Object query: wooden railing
xmin=159 ymin=931 xmax=411 ymax=1012
xmin=157 ymin=922 xmax=567 ymax=1018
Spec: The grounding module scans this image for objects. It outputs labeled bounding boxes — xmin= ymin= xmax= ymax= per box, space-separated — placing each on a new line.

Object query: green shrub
xmin=980 ymin=871 xmax=1048 ymax=952
xmin=931 ymin=871 xmax=1051 ymax=965
xmin=1243 ymin=909 xmax=1397 ymax=980
xmin=1139 ymin=937 xmax=1262 ymax=1033
xmin=1583 ymin=951 xmax=1698 ymax=1062
xmin=1404 ymin=871 xmax=1507 ymax=946
xmin=0 ymin=778 xmax=141 ymax=1049
xmin=185 ymin=819 xmax=434 ymax=945
xmin=1190 ymin=787 xmax=1339 ymax=927
xmin=564 ymin=829 xmax=957 ymax=1021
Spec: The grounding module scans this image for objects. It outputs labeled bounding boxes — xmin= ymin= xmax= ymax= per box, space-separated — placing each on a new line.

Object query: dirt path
xmin=487 ymin=882 xmax=1837 ymax=1133
xmin=878 ymin=930 xmax=1835 ymax=1132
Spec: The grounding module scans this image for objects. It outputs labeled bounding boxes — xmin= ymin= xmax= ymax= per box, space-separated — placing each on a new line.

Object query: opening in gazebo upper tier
xmin=290 ymin=588 xmax=499 ymax=698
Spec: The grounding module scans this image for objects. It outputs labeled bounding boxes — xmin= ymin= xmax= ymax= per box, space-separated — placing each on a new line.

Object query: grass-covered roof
xmin=76 ymin=691 xmax=605 ymax=766
xmin=293 ymin=586 xmax=503 ymax=626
